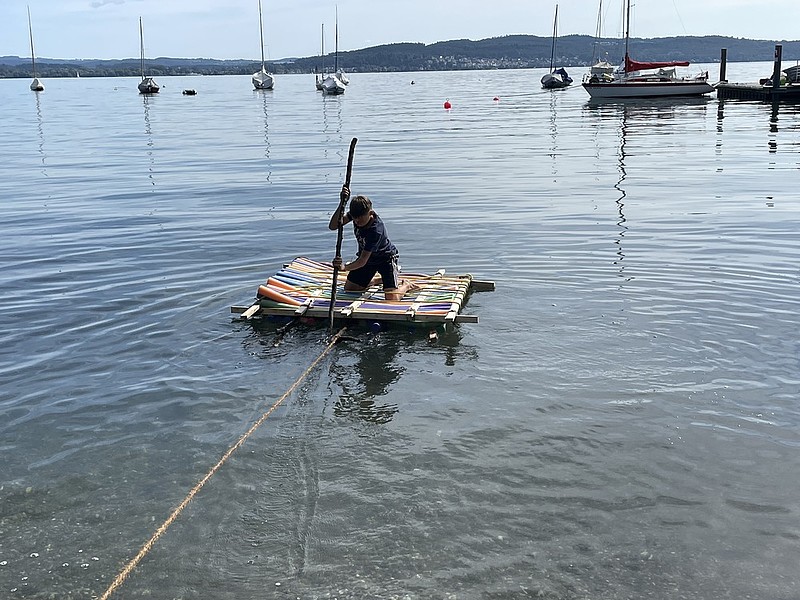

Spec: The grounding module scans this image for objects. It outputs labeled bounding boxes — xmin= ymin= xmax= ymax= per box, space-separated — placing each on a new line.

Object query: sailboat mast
xmin=591 ymin=0 xmax=602 ymax=64
xmin=549 ymin=4 xmax=558 ymax=72
xmin=321 ymin=23 xmax=325 ymax=75
xmin=139 ymin=17 xmax=145 ymax=79
xmin=28 ymin=6 xmax=37 ymax=78
xmin=258 ymin=0 xmax=265 ymax=69
xmin=334 ymin=6 xmax=339 ymax=73
xmin=624 ymin=0 xmax=631 ymax=61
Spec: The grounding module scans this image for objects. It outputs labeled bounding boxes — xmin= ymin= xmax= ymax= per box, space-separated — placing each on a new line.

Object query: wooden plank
xmin=406 ymin=302 xmax=421 ymax=319
xmin=241 ymin=303 xmax=261 ymax=319
xmin=232 ymin=305 xmax=479 ymax=324
xmin=470 ymin=279 xmax=495 ymax=292
xmin=444 ymin=281 xmax=470 ymax=322
xmin=294 ymin=298 xmax=313 ymax=315
xmin=341 ymin=301 xmax=364 ymax=317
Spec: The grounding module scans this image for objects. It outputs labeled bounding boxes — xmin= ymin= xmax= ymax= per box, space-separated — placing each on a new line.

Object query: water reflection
xmin=237 ymin=320 xmax=474 ymax=426
xmin=321 ymin=95 xmax=343 ymax=184
xmin=614 ymin=107 xmax=629 ymax=277
xmin=258 ymin=91 xmax=272 ymax=182
xmin=142 ymin=95 xmax=156 ymax=188
xmin=333 ymin=335 xmax=403 ymax=424
xmin=34 ymin=91 xmax=47 ymax=177
xmin=716 ymin=100 xmax=800 ymax=152
xmin=584 ymin=97 xmax=711 ymax=279
xmin=548 ymin=91 xmax=559 ymax=177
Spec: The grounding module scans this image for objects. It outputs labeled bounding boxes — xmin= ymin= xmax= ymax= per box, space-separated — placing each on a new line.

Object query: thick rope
xmin=98 ymin=326 xmax=348 ymax=600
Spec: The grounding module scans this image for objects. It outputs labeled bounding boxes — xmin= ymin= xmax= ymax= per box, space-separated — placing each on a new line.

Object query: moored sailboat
xmin=321 ymin=9 xmax=345 ymax=95
xmin=252 ymin=0 xmax=274 ymax=90
xmin=137 ymin=17 xmax=159 ymax=94
xmin=586 ymin=1 xmax=615 ymax=80
xmin=582 ymin=0 xmax=713 ymax=99
xmin=28 ymin=6 xmax=43 ymax=92
xmin=541 ymin=4 xmax=572 ymax=89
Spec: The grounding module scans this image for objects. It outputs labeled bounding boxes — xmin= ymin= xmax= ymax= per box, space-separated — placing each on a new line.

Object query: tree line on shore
xmin=2 ymin=34 xmax=798 ymax=79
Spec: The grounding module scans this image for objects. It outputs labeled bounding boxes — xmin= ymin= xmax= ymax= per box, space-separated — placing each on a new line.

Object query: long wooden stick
xmin=329 ymin=137 xmax=358 ymax=333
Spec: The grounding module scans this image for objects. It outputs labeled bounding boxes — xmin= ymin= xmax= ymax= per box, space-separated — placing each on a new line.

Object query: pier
xmin=715 ymin=44 xmax=800 ymax=102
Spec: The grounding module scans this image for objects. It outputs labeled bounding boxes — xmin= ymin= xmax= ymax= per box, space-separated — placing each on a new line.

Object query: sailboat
xmin=137 ymin=18 xmax=159 ymax=94
xmin=541 ymin=4 xmax=572 ymax=89
xmin=333 ymin=6 xmax=349 ymax=85
xmin=586 ymin=0 xmax=615 ymax=80
xmin=252 ymin=0 xmax=274 ymax=90
xmin=28 ymin=6 xmax=43 ymax=92
xmin=582 ymin=0 xmax=712 ymax=99
xmin=321 ymin=7 xmax=346 ymax=94
xmin=315 ymin=23 xmax=325 ymax=91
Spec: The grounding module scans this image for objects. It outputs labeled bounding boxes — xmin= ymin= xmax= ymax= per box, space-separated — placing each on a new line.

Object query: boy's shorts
xmin=346 ymin=255 xmax=399 ymax=290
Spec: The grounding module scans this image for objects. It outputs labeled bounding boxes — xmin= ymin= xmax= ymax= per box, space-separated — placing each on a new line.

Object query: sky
xmin=4 ymin=0 xmax=800 ymax=61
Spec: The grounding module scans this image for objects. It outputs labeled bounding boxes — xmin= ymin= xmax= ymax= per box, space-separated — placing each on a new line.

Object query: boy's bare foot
xmin=405 ymin=279 xmax=421 ymax=292
xmin=384 ymin=279 xmax=421 ymax=301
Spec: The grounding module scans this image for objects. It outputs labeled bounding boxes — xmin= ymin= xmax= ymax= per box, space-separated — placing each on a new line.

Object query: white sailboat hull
xmin=252 ymin=68 xmax=274 ymax=90
xmin=582 ymin=78 xmax=714 ymax=99
xmin=30 ymin=78 xmax=44 ymax=92
xmin=321 ymin=74 xmax=345 ymax=95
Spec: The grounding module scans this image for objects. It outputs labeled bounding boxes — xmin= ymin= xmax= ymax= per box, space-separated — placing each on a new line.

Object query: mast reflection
xmin=34 ymin=92 xmax=47 ymax=177
xmin=142 ymin=95 xmax=156 ymax=188
xmin=259 ymin=91 xmax=273 ymax=182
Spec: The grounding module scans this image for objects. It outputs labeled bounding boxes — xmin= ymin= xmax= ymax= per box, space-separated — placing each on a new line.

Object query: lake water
xmin=1 ymin=62 xmax=799 ymax=599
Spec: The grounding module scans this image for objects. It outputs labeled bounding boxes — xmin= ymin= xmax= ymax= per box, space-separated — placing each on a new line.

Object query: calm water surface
xmin=1 ymin=63 xmax=799 ymax=599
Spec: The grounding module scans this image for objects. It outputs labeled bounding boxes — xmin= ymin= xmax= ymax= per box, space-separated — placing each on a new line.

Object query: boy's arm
xmin=328 ymin=186 xmax=351 ymax=230
xmin=341 ymin=250 xmax=371 ymax=272
xmin=328 ymin=205 xmax=352 ymax=230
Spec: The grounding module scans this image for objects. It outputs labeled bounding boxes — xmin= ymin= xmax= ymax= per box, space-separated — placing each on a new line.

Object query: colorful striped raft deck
xmin=231 ymin=256 xmax=494 ymax=324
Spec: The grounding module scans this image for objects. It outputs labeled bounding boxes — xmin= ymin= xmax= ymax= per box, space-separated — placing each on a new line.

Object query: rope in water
xmin=98 ymin=326 xmax=348 ymax=600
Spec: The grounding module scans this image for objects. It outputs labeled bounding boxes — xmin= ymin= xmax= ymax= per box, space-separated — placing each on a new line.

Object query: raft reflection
xmin=331 ymin=325 xmax=469 ymax=424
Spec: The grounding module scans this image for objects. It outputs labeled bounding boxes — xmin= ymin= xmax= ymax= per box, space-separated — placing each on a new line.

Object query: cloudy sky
xmin=5 ymin=0 xmax=799 ymax=61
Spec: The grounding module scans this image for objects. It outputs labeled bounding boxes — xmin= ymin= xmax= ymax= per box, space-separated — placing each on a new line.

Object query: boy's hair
xmin=348 ymin=195 xmax=372 ymax=218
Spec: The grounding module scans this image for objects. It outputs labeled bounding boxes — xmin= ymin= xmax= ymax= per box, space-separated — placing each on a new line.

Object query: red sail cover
xmin=625 ymin=54 xmax=690 ymax=73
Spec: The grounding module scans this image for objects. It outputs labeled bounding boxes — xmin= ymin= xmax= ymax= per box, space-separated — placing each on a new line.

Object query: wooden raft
xmin=231 ymin=256 xmax=494 ymax=324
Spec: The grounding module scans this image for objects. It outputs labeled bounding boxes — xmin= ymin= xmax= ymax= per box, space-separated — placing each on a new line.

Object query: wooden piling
xmin=771 ymin=44 xmax=783 ymax=88
xmin=719 ymin=48 xmax=727 ymax=83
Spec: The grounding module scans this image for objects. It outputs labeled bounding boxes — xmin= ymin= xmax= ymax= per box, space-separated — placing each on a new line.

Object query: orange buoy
xmin=257 ymin=284 xmax=303 ymax=306
xmin=443 ymin=99 xmax=452 ymax=109
xmin=266 ymin=277 xmax=297 ymax=291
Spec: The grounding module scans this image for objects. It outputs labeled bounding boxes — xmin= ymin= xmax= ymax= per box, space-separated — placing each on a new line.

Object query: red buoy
xmin=443 ymin=99 xmax=452 ymax=109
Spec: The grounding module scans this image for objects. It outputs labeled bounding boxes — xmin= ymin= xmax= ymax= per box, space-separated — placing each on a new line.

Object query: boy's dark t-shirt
xmin=353 ymin=213 xmax=397 ymax=265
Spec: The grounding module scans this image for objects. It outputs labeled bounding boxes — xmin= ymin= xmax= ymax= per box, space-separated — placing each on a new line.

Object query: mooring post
xmin=719 ymin=48 xmax=727 ymax=83
xmin=771 ymin=44 xmax=783 ymax=88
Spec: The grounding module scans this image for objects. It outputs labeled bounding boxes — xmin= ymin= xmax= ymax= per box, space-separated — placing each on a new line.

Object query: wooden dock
xmin=231 ymin=256 xmax=494 ymax=325
xmin=716 ymin=44 xmax=800 ymax=102
xmin=716 ymin=82 xmax=800 ymax=102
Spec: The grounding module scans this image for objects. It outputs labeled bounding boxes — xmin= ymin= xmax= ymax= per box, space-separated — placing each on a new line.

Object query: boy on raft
xmin=329 ymin=187 xmax=420 ymax=301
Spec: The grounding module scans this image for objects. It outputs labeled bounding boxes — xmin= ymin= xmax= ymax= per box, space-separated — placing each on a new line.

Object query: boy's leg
xmin=345 ymin=264 xmax=379 ymax=291
xmin=379 ymin=258 xmax=420 ymax=300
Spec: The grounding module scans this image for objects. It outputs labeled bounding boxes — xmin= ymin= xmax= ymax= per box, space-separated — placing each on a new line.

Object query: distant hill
xmin=2 ymin=34 xmax=799 ymax=78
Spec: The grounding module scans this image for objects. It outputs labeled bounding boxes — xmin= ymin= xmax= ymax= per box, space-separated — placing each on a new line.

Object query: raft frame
xmin=231 ymin=256 xmax=494 ymax=325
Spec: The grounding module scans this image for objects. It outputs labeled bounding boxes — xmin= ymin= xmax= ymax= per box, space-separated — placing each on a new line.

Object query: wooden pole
xmin=719 ymin=48 xmax=727 ymax=83
xmin=771 ymin=44 xmax=783 ymax=88
xmin=328 ymin=137 xmax=358 ymax=333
